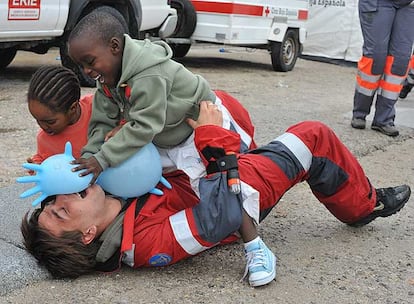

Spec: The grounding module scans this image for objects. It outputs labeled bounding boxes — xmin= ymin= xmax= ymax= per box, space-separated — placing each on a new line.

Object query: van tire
xmin=0 ymin=48 xmax=17 ymax=69
xmin=169 ymin=0 xmax=197 ymax=58
xmin=171 ymin=0 xmax=197 ymax=37
xmin=270 ymin=29 xmax=299 ymax=72
xmin=171 ymin=43 xmax=192 ymax=58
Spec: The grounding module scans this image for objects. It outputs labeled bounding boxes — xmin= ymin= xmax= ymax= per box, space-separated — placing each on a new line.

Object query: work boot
xmin=371 ymin=124 xmax=399 ymax=137
xmin=241 ymin=237 xmax=276 ymax=287
xmin=351 ymin=118 xmax=366 ymax=129
xmin=399 ymin=84 xmax=413 ymax=99
xmin=348 ymin=185 xmax=411 ymax=227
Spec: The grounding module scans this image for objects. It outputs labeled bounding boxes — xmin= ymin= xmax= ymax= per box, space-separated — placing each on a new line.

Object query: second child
xmin=27 ymin=66 xmax=93 ymax=170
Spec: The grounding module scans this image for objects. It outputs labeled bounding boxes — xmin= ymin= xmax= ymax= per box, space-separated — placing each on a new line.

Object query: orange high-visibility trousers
xmin=352 ymin=0 xmax=414 ymax=126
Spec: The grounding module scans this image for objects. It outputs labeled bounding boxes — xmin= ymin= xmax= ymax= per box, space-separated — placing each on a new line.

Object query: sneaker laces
xmin=240 ymin=249 xmax=266 ymax=282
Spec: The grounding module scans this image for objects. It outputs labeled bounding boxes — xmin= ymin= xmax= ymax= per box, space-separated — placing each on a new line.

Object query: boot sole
xmin=371 ymin=125 xmax=399 ymax=137
xmin=351 ymin=124 xmax=365 ymax=130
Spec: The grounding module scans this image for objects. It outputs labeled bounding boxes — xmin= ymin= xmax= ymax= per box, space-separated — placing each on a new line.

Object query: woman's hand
xmin=187 ymin=100 xmax=223 ymax=129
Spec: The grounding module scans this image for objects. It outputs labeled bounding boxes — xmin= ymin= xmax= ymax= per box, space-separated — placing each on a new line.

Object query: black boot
xmin=399 ymin=84 xmax=413 ymax=99
xmin=348 ymin=185 xmax=411 ymax=227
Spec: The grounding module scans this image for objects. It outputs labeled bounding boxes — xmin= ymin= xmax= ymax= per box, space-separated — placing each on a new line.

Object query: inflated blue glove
xmin=17 ymin=142 xmax=92 ymax=206
xmin=17 ymin=142 xmax=172 ymax=207
xmin=96 ymin=142 xmax=172 ymax=197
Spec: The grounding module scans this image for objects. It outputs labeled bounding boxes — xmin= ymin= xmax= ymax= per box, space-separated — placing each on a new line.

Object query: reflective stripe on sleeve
xmin=169 ymin=210 xmax=210 ymax=255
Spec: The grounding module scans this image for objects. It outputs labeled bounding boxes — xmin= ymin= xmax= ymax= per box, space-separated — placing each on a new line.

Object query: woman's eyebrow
xmin=41 ymin=196 xmax=56 ymax=209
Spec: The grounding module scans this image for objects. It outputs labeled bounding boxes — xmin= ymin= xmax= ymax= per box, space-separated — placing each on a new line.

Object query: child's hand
xmin=187 ymin=100 xmax=222 ymax=129
xmin=71 ymin=156 xmax=103 ymax=184
xmin=105 ymin=125 xmax=123 ymax=141
xmin=26 ymin=157 xmax=35 ymax=175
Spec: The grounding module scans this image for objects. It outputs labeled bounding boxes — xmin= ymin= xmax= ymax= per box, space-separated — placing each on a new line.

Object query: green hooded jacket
xmin=82 ymin=34 xmax=216 ymax=169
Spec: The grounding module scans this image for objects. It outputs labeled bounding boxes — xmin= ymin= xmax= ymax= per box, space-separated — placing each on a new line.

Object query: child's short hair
xmin=28 ymin=65 xmax=81 ymax=113
xmin=69 ymin=6 xmax=128 ymax=45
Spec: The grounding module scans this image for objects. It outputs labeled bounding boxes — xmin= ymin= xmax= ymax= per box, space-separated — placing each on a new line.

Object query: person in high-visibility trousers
xmin=351 ymin=0 xmax=414 ymax=137
xmin=399 ymin=53 xmax=414 ymax=99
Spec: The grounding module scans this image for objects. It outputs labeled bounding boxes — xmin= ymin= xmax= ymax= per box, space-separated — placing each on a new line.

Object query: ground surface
xmin=1 ymin=44 xmax=414 ymax=303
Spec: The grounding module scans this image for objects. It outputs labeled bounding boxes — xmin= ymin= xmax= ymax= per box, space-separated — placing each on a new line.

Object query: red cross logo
xmin=265 ymin=6 xmax=270 ymax=17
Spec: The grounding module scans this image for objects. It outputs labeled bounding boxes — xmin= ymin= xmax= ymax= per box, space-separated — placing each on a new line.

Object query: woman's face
xmin=28 ymin=99 xmax=75 ymax=135
xmin=38 ymin=184 xmax=106 ymax=237
xmin=68 ymin=34 xmax=123 ymax=88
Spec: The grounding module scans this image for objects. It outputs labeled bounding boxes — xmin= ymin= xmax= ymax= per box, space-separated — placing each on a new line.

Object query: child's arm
xmin=28 ymin=154 xmax=43 ymax=165
xmin=27 ymin=130 xmax=62 ymax=174
xmin=25 ymin=156 xmax=37 ymax=175
xmin=87 ymin=77 xmax=170 ymax=171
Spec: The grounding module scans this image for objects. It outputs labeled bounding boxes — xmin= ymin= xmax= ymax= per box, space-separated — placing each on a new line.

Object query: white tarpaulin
xmin=302 ymin=0 xmax=363 ymax=62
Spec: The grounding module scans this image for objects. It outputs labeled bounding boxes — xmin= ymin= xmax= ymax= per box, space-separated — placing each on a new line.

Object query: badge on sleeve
xmin=149 ymin=253 xmax=172 ymax=267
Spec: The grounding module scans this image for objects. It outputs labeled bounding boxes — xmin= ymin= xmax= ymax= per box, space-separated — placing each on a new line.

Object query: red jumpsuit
xmin=110 ymin=121 xmax=377 ymax=270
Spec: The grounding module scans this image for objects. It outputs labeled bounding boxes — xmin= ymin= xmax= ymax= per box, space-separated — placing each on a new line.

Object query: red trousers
xmin=121 ymin=121 xmax=376 ymax=268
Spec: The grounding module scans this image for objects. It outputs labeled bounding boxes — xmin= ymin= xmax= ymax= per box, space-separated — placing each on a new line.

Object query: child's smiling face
xmin=68 ymin=34 xmax=123 ymax=88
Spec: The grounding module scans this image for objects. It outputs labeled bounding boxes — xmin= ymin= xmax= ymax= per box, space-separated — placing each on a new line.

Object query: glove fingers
xmin=32 ymin=193 xmax=48 ymax=207
xmin=160 ymin=176 xmax=172 ymax=189
xmin=20 ymin=185 xmax=42 ymax=198
xmin=149 ymin=188 xmax=164 ymax=196
xmin=22 ymin=163 xmax=42 ymax=172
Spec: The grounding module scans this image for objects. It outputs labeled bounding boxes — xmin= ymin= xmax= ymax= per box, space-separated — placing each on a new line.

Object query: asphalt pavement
xmin=1 ymin=45 xmax=414 ymax=303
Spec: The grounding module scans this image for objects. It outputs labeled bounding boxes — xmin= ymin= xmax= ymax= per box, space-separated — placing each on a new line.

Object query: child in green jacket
xmin=67 ymin=6 xmax=254 ymax=185
xmin=67 ymin=6 xmax=220 ymax=183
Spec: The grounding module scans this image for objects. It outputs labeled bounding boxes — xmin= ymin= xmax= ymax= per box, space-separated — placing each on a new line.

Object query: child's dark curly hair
xmin=27 ymin=65 xmax=81 ymax=113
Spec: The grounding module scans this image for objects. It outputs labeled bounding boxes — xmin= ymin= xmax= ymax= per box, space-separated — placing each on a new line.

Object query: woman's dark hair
xmin=27 ymin=65 xmax=81 ymax=113
xmin=21 ymin=209 xmax=100 ymax=279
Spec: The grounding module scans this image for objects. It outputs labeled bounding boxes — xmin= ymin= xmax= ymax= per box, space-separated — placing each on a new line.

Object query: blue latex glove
xmin=17 ymin=142 xmax=172 ymax=207
xmin=96 ymin=142 xmax=172 ymax=197
xmin=17 ymin=142 xmax=92 ymax=206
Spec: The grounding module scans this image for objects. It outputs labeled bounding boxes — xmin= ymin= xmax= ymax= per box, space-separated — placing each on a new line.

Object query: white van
xmin=188 ymin=0 xmax=309 ymax=71
xmin=0 ymin=0 xmax=178 ymax=86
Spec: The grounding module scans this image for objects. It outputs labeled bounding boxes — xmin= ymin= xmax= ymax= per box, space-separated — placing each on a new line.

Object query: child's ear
xmin=110 ymin=37 xmax=122 ymax=54
xmin=82 ymin=225 xmax=97 ymax=245
xmin=69 ymin=101 xmax=78 ymax=112
xmin=68 ymin=101 xmax=79 ymax=117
